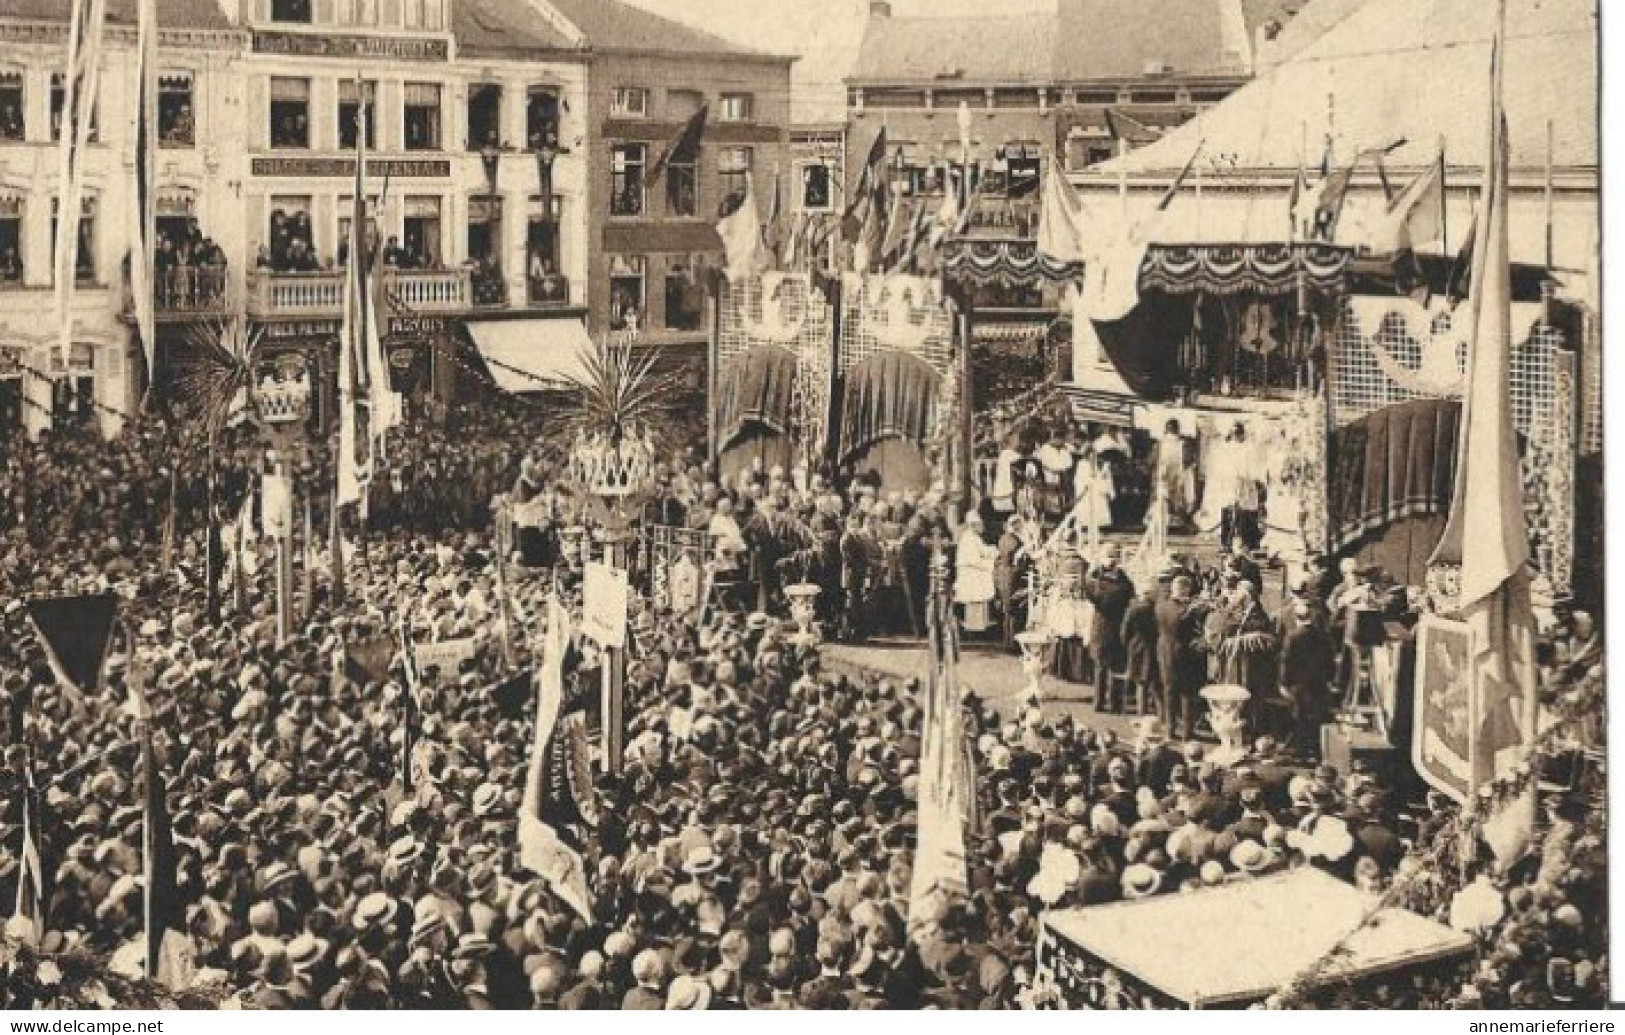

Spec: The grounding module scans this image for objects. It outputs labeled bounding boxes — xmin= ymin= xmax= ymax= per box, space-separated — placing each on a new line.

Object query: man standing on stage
xmin=1155 ymin=574 xmax=1206 ymax=740
xmin=1085 ymin=543 xmax=1135 ymax=714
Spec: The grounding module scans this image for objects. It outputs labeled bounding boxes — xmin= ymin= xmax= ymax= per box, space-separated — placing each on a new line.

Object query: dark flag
xmin=491 ymin=668 xmax=535 ymax=721
xmin=26 ymin=594 xmax=118 ymax=697
xmin=398 ymin=618 xmax=420 ymax=790
xmin=141 ymin=717 xmax=180 ymax=981
xmin=1445 ymin=209 xmax=1479 ymax=304
xmin=11 ymin=754 xmax=48 ymax=946
xmin=842 ymin=126 xmax=890 ymax=241
xmin=344 ymin=631 xmax=395 ymax=685
xmin=646 ymin=104 xmax=708 ymax=186
xmin=518 ymin=596 xmax=594 ymax=920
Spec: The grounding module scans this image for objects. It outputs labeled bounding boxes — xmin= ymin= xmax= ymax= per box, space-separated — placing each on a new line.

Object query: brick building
xmin=549 ymin=0 xmax=795 ymax=361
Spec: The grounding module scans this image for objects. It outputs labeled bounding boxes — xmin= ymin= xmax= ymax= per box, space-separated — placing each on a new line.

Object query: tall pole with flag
xmin=909 ymin=543 xmax=970 ymax=939
xmin=11 ymin=749 xmax=47 ymax=946
xmin=55 ymin=0 xmax=108 ymax=370
xmin=1427 ymin=0 xmax=1538 ymax=864
xmin=128 ymin=0 xmax=159 ymax=402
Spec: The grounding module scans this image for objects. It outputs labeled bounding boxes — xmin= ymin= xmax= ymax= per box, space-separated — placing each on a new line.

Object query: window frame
xmin=611 ymin=87 xmax=649 ymax=118
xmin=337 ymin=80 xmax=377 ymax=151
xmin=268 ymin=77 xmax=311 ymax=150
xmin=717 ymin=146 xmax=753 ymax=216
xmin=662 ymin=253 xmax=707 ymax=332
xmin=798 ymin=161 xmax=834 ymax=213
xmin=718 ymin=93 xmax=756 ymax=123
xmin=50 ymin=196 xmax=99 ymax=286
xmin=0 ymin=70 xmax=24 ymax=142
xmin=608 ymin=254 xmax=647 ymax=332
xmin=0 ymin=194 xmax=23 ymax=286
xmin=466 ymin=82 xmax=502 ymax=152
xmin=156 ymin=73 xmax=195 ymax=149
xmin=402 ymin=82 xmax=442 ymax=152
xmin=526 ymin=86 xmax=561 ymax=151
xmin=50 ymin=72 xmax=99 ymax=144
xmin=610 ymin=142 xmax=648 ymax=218
xmin=270 ymin=0 xmax=313 ymax=23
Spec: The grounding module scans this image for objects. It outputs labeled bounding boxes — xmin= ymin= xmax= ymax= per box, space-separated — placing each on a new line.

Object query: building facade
xmin=546 ymin=0 xmax=794 ymax=357
xmin=0 ymin=1 xmax=244 ymax=437
xmin=0 ymin=0 xmax=793 ymax=435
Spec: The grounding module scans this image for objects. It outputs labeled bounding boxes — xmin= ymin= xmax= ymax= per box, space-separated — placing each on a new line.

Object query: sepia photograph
xmin=0 ymin=0 xmax=1609 ymax=1015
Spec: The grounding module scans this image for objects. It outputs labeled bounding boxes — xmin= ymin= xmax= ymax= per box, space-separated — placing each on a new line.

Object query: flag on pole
xmin=842 ymin=126 xmax=890 ymax=239
xmin=127 ymin=0 xmax=159 ymax=392
xmin=1036 ymin=154 xmax=1090 ymax=271
xmin=26 ymin=594 xmax=117 ymax=703
xmin=131 ymin=658 xmax=185 ymax=985
xmin=717 ymin=171 xmax=766 ymax=283
xmin=908 ymin=561 xmax=969 ymax=940
xmin=1364 ymin=150 xmax=1447 ymax=255
xmin=54 ymin=0 xmax=108 ymax=370
xmin=160 ymin=467 xmax=177 ymax=574
xmin=761 ymin=165 xmax=784 ymax=269
xmin=11 ymin=755 xmax=48 ymax=946
xmin=518 ymin=596 xmax=594 ymax=921
xmin=645 ymin=104 xmax=708 ymax=186
xmin=397 ymin=617 xmax=421 ymax=790
xmin=1428 ymin=17 xmax=1538 ymax=865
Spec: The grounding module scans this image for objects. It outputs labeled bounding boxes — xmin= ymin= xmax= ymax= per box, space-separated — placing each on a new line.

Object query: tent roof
xmin=848 ymin=12 xmax=1057 ymax=85
xmin=1097 ymin=0 xmax=1597 ymax=174
xmin=1044 ymin=868 xmax=1474 ymax=1006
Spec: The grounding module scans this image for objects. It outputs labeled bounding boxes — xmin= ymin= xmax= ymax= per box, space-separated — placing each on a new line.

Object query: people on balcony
xmin=153 ymin=221 xmax=227 ymax=310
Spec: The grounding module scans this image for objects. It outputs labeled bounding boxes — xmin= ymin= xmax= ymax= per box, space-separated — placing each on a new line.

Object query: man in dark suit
xmin=1084 ymin=543 xmax=1135 ymax=713
xmin=1279 ymin=597 xmax=1338 ymax=753
xmin=1155 ymin=575 xmax=1206 ymax=739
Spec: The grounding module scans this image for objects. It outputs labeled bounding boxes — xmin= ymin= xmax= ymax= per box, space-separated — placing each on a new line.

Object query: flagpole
xmin=1544 ymin=118 xmax=1555 ymax=271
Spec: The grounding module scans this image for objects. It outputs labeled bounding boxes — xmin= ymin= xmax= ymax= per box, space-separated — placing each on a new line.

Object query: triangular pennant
xmin=26 ymin=594 xmax=118 ymax=694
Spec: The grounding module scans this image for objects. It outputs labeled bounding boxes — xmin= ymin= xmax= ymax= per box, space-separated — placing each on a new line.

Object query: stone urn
xmin=1200 ymin=683 xmax=1253 ymax=767
xmin=785 ymin=582 xmax=822 ymax=647
xmin=1015 ymin=629 xmax=1053 ymax=705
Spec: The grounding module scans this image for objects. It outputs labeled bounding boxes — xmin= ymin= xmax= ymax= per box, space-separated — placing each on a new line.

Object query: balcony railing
xmin=155 ymin=266 xmax=231 ymax=317
xmin=246 ymin=267 xmax=475 ymax=319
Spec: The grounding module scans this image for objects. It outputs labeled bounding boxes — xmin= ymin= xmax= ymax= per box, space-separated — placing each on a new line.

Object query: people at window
xmin=151 ymin=220 xmax=227 ymax=309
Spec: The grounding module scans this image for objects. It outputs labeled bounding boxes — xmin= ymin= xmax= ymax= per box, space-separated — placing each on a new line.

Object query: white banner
xmin=582 ymin=562 xmax=628 ymax=648
xmin=414 ymin=637 xmax=475 ymax=675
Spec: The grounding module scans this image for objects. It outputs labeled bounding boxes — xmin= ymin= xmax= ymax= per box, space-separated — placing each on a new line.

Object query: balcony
xmin=246 ymin=267 xmax=476 ymax=319
xmin=153 ymin=266 xmax=231 ymax=320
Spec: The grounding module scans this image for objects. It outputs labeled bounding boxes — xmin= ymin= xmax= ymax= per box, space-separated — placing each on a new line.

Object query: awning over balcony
xmin=468 ymin=318 xmax=593 ymax=393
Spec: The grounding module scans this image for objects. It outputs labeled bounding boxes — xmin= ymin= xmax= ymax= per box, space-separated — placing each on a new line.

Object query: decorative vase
xmin=785 ymin=582 xmax=821 ymax=646
xmin=1015 ymin=629 xmax=1053 ymax=705
xmin=1200 ymin=683 xmax=1253 ymax=767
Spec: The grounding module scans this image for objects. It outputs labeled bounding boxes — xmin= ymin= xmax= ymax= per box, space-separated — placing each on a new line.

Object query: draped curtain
xmin=1329 ymin=398 xmax=1462 ymax=554
xmin=717 ymin=343 xmax=797 ymax=451
xmin=838 ymin=350 xmax=941 ymax=462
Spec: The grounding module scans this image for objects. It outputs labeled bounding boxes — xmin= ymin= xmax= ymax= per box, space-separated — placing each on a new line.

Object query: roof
xmin=1259 ymin=0 xmax=1369 ymax=68
xmin=544 ymin=0 xmax=791 ymax=61
xmin=1097 ymin=0 xmax=1598 ymax=173
xmin=1052 ymin=0 xmax=1252 ymax=81
xmin=453 ymin=0 xmax=585 ymax=56
xmin=1045 ymin=869 xmax=1474 ymax=1007
xmin=848 ymin=12 xmax=1057 ymax=85
xmin=2 ymin=0 xmax=234 ymax=30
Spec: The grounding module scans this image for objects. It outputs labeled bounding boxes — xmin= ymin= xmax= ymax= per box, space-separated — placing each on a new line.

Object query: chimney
xmin=870 ymin=1 xmax=893 ymax=18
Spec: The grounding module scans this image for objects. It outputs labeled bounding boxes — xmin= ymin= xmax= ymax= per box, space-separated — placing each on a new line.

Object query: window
xmin=1006 ymin=148 xmax=1042 ymax=197
xmin=50 ymin=197 xmax=97 ymax=284
xmin=269 ymin=77 xmax=310 ymax=149
xmin=402 ymin=0 xmax=442 ymax=29
xmin=1190 ymin=89 xmax=1230 ymax=105
xmin=611 ymin=87 xmax=648 ymax=118
xmin=156 ymin=75 xmax=195 ymax=147
xmin=1130 ymin=90 xmax=1178 ymax=105
xmin=466 ymin=83 xmax=501 ymax=151
xmin=718 ymin=147 xmax=752 ymax=216
xmin=268 ymin=196 xmax=318 ymax=272
xmin=608 ymin=255 xmax=645 ymax=332
xmin=0 ymin=72 xmax=22 ymax=141
xmin=0 ymin=196 xmax=22 ymax=285
xmin=664 ymin=255 xmax=705 ymax=332
xmin=402 ymin=196 xmax=441 ymax=269
xmin=799 ymin=162 xmax=833 ymax=212
xmin=610 ymin=143 xmax=646 ymax=217
xmin=666 ymin=149 xmax=697 ymax=218
xmin=526 ymin=87 xmax=560 ymax=151
xmin=271 ymin=0 xmax=312 ymax=21
xmin=527 ymin=196 xmax=565 ymax=304
xmin=403 ymin=83 xmax=441 ymax=151
xmin=338 ymin=80 xmax=376 ymax=150
xmin=1075 ymin=90 xmax=1120 ymax=105
xmin=467 ymin=196 xmax=505 ymax=305
xmin=50 ymin=73 xmax=99 ymax=143
xmin=719 ymin=93 xmax=755 ymax=122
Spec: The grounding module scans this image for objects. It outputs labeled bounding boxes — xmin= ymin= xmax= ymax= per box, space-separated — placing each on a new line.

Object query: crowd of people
xmin=0 ymin=400 xmax=1609 ymax=1010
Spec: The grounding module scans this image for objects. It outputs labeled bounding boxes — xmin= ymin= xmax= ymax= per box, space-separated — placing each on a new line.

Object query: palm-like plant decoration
xmin=549 ymin=332 xmax=682 ymax=521
xmin=171 ymin=317 xmax=262 ymax=435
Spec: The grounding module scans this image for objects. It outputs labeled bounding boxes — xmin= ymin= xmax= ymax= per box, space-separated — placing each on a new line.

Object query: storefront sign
xmin=252 ymin=30 xmax=449 ymax=61
xmin=252 ymin=158 xmax=451 ymax=179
